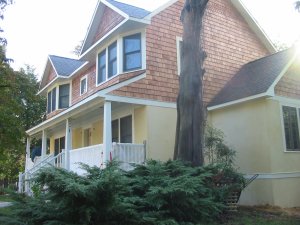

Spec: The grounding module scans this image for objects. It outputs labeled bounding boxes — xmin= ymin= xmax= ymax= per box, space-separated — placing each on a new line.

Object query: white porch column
xmin=65 ymin=118 xmax=72 ymax=171
xmin=25 ymin=137 xmax=31 ymax=171
xmin=103 ymin=101 xmax=112 ymax=163
xmin=41 ymin=130 xmax=47 ymax=159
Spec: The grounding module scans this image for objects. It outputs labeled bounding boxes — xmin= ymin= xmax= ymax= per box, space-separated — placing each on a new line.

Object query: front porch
xmin=19 ymin=99 xmax=148 ymax=193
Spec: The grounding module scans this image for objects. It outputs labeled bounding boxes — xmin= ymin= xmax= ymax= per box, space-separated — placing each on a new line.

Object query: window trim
xmin=176 ymin=36 xmax=183 ymax=76
xmin=46 ymin=82 xmax=71 ymax=114
xmin=96 ymin=30 xmax=145 ymax=87
xmin=80 ymin=75 xmax=88 ymax=96
xmin=280 ymin=103 xmax=300 ymax=152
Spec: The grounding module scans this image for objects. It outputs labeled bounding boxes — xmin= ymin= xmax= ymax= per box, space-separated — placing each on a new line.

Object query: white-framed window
xmin=123 ymin=33 xmax=142 ymax=72
xmin=176 ymin=36 xmax=183 ymax=75
xmin=80 ymin=75 xmax=88 ymax=95
xmin=96 ymin=31 xmax=145 ymax=86
xmin=282 ymin=105 xmax=300 ymax=151
xmin=47 ymin=83 xmax=70 ymax=114
xmin=97 ymin=41 xmax=118 ymax=85
xmin=47 ymin=87 xmax=56 ymax=114
xmin=111 ymin=115 xmax=132 ymax=143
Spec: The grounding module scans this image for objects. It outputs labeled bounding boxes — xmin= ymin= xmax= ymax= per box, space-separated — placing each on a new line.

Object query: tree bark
xmin=174 ymin=0 xmax=208 ymax=166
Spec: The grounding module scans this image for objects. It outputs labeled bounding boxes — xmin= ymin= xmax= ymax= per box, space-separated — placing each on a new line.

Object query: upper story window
xmin=108 ymin=41 xmax=117 ymax=78
xmin=123 ymin=33 xmax=141 ymax=72
xmin=96 ymin=32 xmax=144 ymax=86
xmin=80 ymin=76 xmax=88 ymax=95
xmin=47 ymin=87 xmax=56 ymax=114
xmin=47 ymin=84 xmax=70 ymax=114
xmin=97 ymin=50 xmax=106 ymax=85
xmin=282 ymin=106 xmax=300 ymax=151
xmin=59 ymin=84 xmax=70 ymax=109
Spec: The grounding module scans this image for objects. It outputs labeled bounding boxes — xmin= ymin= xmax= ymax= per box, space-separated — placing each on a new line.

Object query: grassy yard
xmin=0 ymin=194 xmax=13 ymax=202
xmin=207 ymin=206 xmax=300 ymax=225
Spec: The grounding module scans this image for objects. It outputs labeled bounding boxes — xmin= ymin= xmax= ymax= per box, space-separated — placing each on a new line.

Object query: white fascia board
xmin=80 ymin=18 xmax=128 ymax=60
xmin=144 ymin=0 xmax=178 ymax=20
xmin=39 ymin=56 xmax=51 ymax=89
xmin=104 ymin=95 xmax=176 ymax=108
xmin=267 ymin=52 xmax=297 ymax=94
xmin=26 ymin=94 xmax=102 ymax=136
xmin=98 ymin=72 xmax=146 ymax=95
xmin=37 ymin=77 xmax=59 ymax=95
xmin=207 ymin=92 xmax=273 ymax=111
xmin=69 ymin=61 xmax=89 ymax=78
xmin=231 ymin=0 xmax=276 ymax=53
xmin=27 ymin=72 xmax=147 ymax=136
xmin=80 ymin=0 xmax=101 ymax=56
xmin=48 ymin=56 xmax=60 ymax=77
xmin=102 ymin=0 xmax=129 ymax=19
xmin=129 ymin=17 xmax=151 ymax=24
xmin=244 ymin=171 xmax=300 ymax=179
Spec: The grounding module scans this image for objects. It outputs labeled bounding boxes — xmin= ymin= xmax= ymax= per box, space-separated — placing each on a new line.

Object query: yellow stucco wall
xmin=72 ymin=128 xmax=82 ymax=149
xmin=50 ymin=137 xmax=55 ymax=154
xmin=146 ymin=106 xmax=176 ymax=161
xmin=134 ymin=106 xmax=147 ymax=144
xmin=91 ymin=120 xmax=103 ymax=145
xmin=209 ymin=98 xmax=300 ymax=207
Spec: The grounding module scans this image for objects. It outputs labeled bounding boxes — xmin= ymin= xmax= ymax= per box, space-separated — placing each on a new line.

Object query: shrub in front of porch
xmin=3 ymin=161 xmax=244 ymax=225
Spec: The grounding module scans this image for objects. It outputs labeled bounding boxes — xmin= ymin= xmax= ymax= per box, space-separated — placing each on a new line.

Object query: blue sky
xmin=2 ymin=0 xmax=300 ymax=79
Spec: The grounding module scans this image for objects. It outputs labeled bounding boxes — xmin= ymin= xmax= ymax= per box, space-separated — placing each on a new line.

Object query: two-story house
xmin=20 ymin=0 xmax=300 ymax=208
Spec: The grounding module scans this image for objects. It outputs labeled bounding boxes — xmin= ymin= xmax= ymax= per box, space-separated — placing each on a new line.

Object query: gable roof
xmin=49 ymin=55 xmax=87 ymax=77
xmin=105 ymin=0 xmax=150 ymax=19
xmin=208 ymin=48 xmax=297 ymax=110
xmin=80 ymin=0 xmax=150 ymax=56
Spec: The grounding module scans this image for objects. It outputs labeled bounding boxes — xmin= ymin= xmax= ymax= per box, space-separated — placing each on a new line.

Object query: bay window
xmin=108 ymin=41 xmax=117 ymax=78
xmin=97 ymin=50 xmax=106 ymax=84
xmin=47 ymin=84 xmax=70 ymax=114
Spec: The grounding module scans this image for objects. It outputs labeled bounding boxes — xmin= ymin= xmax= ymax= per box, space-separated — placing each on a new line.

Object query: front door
xmin=54 ymin=136 xmax=65 ymax=156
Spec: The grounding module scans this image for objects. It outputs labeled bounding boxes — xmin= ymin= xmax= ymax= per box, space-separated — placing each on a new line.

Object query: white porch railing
xmin=19 ymin=142 xmax=146 ymax=193
xmin=69 ymin=144 xmax=104 ymax=175
xmin=111 ymin=142 xmax=146 ymax=171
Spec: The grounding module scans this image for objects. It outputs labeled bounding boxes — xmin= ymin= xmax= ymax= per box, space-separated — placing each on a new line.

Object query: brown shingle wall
xmin=275 ymin=64 xmax=300 ymax=99
xmin=71 ymin=65 xmax=146 ymax=105
xmin=92 ymin=6 xmax=125 ymax=45
xmin=203 ymin=0 xmax=269 ymax=104
xmin=42 ymin=68 xmax=56 ymax=89
xmin=110 ymin=0 xmax=269 ymax=104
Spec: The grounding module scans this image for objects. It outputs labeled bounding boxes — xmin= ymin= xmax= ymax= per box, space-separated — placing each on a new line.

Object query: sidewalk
xmin=0 ymin=202 xmax=12 ymax=208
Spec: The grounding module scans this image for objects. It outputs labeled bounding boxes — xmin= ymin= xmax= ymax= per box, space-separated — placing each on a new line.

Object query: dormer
xmin=39 ymin=55 xmax=88 ymax=118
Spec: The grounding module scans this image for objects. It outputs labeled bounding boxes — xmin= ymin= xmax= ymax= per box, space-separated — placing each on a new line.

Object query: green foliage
xmin=205 ymin=125 xmax=236 ymax=168
xmin=0 ymin=57 xmax=46 ymax=184
xmin=1 ymin=160 xmax=246 ymax=225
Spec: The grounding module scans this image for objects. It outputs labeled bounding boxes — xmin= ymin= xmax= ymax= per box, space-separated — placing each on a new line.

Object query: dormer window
xmin=80 ymin=76 xmax=88 ymax=95
xmin=123 ymin=33 xmax=141 ymax=72
xmin=47 ymin=83 xmax=70 ymax=114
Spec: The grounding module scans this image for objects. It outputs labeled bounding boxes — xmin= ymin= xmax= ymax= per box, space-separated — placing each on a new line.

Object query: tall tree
xmin=174 ymin=0 xmax=209 ymax=166
xmin=0 ymin=62 xmax=46 ymax=186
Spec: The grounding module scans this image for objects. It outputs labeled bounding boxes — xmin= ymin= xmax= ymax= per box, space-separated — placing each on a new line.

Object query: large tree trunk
xmin=174 ymin=0 xmax=208 ymax=166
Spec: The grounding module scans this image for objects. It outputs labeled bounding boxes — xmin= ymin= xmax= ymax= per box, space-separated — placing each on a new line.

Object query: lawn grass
xmin=207 ymin=206 xmax=300 ymax=225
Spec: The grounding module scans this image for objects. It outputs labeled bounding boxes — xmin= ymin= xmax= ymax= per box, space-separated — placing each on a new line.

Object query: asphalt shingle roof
xmin=106 ymin=0 xmax=150 ymax=19
xmin=209 ymin=48 xmax=296 ymax=107
xmin=49 ymin=55 xmax=86 ymax=77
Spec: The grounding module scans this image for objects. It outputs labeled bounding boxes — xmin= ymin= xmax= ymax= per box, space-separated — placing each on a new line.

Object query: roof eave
xmin=207 ymin=92 xmax=273 ymax=111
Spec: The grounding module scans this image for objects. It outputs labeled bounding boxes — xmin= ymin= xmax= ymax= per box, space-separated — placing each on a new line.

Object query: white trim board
xmin=244 ymin=171 xmax=300 ymax=180
xmin=207 ymin=92 xmax=272 ymax=111
xmin=104 ymin=95 xmax=176 ymax=109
